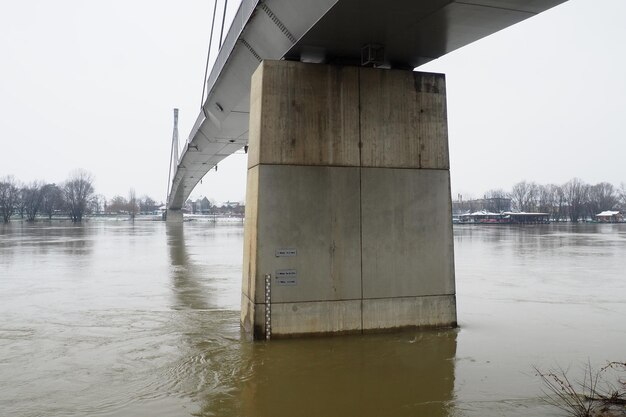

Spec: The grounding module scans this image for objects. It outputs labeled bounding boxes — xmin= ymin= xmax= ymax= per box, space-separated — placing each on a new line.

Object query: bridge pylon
xmin=166 ymin=108 xmax=183 ymax=222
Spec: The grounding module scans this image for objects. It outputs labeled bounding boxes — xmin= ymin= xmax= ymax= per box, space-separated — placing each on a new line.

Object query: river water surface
xmin=0 ymin=221 xmax=624 ymax=416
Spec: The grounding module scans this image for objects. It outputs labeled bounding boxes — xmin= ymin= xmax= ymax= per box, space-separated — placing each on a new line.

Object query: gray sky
xmin=1 ymin=0 xmax=624 ymax=203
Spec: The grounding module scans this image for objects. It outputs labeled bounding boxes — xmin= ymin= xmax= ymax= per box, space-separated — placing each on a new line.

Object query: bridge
xmin=166 ymin=0 xmax=568 ymax=339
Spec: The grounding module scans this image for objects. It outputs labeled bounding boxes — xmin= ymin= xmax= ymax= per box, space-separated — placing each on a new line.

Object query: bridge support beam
xmin=241 ymin=60 xmax=456 ymax=339
xmin=165 ymin=209 xmax=183 ymax=223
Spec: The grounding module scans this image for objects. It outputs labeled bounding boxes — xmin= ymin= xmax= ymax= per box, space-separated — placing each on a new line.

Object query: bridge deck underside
xmin=167 ymin=0 xmax=566 ymax=209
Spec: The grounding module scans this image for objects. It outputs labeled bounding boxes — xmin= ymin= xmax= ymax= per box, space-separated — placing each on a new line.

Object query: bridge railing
xmin=206 ymin=0 xmax=258 ymax=99
xmin=186 ymin=0 xmax=258 ymax=150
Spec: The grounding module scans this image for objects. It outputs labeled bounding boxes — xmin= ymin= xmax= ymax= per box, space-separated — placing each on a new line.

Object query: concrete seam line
xmin=358 ymin=67 xmax=364 ymax=334
xmin=249 ymin=162 xmax=450 ymax=170
xmin=262 ymin=294 xmax=456 ymax=305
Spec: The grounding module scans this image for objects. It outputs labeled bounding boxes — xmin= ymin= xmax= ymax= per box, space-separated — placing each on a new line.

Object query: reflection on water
xmin=0 ymin=222 xmax=93 ymax=264
xmin=164 ymin=224 xmax=458 ymax=417
xmin=167 ymin=224 xmax=213 ymax=311
xmin=234 ymin=331 xmax=456 ymax=417
xmin=0 ymin=221 xmax=625 ymax=417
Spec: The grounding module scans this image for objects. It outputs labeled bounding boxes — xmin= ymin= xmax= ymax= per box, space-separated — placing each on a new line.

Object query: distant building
xmin=184 ymin=199 xmax=194 ymax=214
xmin=595 ymin=211 xmax=623 ymax=223
xmin=197 ymin=197 xmax=211 ymax=214
xmin=452 ymin=197 xmax=511 ymax=215
xmin=214 ymin=200 xmax=244 ymax=217
xmin=458 ymin=211 xmax=549 ymax=224
xmin=185 ymin=197 xmax=211 ymax=214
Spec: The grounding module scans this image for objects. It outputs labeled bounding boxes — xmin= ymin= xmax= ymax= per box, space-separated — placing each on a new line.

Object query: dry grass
xmin=535 ymin=361 xmax=625 ymax=417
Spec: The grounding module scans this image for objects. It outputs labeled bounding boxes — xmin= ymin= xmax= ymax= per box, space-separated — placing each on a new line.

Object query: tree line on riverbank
xmin=0 ymin=171 xmax=161 ymax=223
xmin=460 ymin=178 xmax=626 ymax=222
xmin=0 ymin=170 xmax=95 ymax=223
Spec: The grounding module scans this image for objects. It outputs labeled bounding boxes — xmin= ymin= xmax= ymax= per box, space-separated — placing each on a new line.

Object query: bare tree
xmin=484 ymin=189 xmax=511 ymax=212
xmin=63 ymin=170 xmax=95 ymax=222
xmin=537 ymin=184 xmax=565 ymax=221
xmin=41 ymin=183 xmax=64 ymax=219
xmin=563 ymin=178 xmax=589 ymax=222
xmin=89 ymin=194 xmax=106 ymax=215
xmin=510 ymin=182 xmax=527 ymax=212
xmin=527 ymin=182 xmax=540 ymax=212
xmin=587 ymin=182 xmax=618 ymax=216
xmin=475 ymin=179 xmax=623 ymax=222
xmin=511 ymin=181 xmax=539 ymax=212
xmin=16 ymin=186 xmax=27 ymax=219
xmin=139 ymin=196 xmax=157 ymax=214
xmin=0 ymin=176 xmax=20 ymax=223
xmin=108 ymin=196 xmax=128 ymax=213
xmin=128 ymin=188 xmax=138 ymax=220
xmin=619 ymin=183 xmax=626 ymax=212
xmin=537 ymin=184 xmax=557 ymax=215
xmin=22 ymin=181 xmax=44 ymax=221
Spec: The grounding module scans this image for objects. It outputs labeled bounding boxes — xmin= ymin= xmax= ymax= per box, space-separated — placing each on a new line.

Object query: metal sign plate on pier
xmin=275 ymin=248 xmax=297 ymax=257
xmin=275 ymin=269 xmax=297 ymax=285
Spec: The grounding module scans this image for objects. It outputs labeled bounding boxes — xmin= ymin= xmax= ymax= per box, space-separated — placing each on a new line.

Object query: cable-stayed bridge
xmin=166 ymin=0 xmax=568 ymax=339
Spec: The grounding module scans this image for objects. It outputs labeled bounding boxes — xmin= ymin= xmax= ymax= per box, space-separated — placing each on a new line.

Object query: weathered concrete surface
xmin=253 ymin=165 xmax=362 ymax=304
xmin=359 ymin=69 xmax=449 ymax=169
xmin=242 ymin=165 xmax=259 ymax=305
xmin=248 ymin=62 xmax=360 ymax=168
xmin=242 ymin=60 xmax=456 ymax=339
xmin=270 ymin=300 xmax=362 ymax=337
xmin=361 ymin=168 xmax=455 ymax=299
xmin=362 ymin=295 xmax=457 ymax=331
xmin=165 ymin=209 xmax=183 ymax=223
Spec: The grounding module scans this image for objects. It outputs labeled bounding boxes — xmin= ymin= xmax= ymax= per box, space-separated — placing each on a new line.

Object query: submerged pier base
xmin=165 ymin=209 xmax=183 ymax=223
xmin=241 ymin=60 xmax=456 ymax=339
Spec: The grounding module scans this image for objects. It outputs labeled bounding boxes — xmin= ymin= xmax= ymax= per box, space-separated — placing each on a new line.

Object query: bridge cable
xmin=200 ymin=0 xmax=219 ymax=113
xmin=218 ymin=0 xmax=229 ymax=48
xmin=166 ymin=109 xmax=180 ymax=206
xmin=166 ymin=125 xmax=175 ymax=205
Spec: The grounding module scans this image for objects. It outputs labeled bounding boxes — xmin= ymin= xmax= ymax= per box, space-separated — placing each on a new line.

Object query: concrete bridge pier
xmin=165 ymin=209 xmax=183 ymax=223
xmin=241 ymin=60 xmax=456 ymax=339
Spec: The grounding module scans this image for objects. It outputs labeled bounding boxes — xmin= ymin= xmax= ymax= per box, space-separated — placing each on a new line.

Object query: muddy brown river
xmin=1 ymin=221 xmax=624 ymax=416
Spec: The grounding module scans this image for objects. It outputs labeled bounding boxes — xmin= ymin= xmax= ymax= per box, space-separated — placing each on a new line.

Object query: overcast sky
xmin=1 ymin=0 xmax=624 ymax=203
